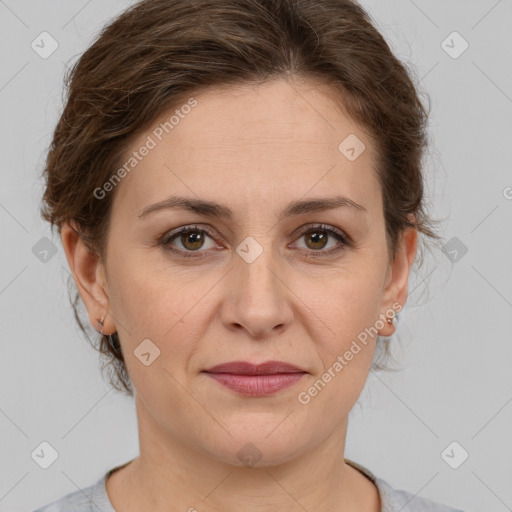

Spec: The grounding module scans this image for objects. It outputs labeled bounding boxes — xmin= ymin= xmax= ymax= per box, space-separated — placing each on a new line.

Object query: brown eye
xmin=303 ymin=230 xmax=329 ymax=250
xmin=162 ymin=225 xmax=219 ymax=257
xmin=160 ymin=223 xmax=350 ymax=260
xmin=292 ymin=224 xmax=350 ymax=256
xmin=179 ymin=230 xmax=206 ymax=251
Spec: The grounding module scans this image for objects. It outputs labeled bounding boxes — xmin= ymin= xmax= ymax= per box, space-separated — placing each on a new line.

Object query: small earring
xmin=96 ymin=317 xmax=105 ymax=334
xmin=386 ymin=316 xmax=393 ymax=325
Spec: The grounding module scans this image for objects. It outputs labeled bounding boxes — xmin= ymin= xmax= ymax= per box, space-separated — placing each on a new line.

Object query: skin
xmin=61 ymin=76 xmax=417 ymax=512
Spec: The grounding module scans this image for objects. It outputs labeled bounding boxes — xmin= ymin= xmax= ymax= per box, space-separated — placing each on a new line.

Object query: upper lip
xmin=203 ymin=361 xmax=306 ymax=375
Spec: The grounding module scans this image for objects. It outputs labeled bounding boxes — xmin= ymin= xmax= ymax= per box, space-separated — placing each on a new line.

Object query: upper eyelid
xmin=164 ymin=223 xmax=349 ymax=247
xmin=164 ymin=224 xmax=222 ymax=243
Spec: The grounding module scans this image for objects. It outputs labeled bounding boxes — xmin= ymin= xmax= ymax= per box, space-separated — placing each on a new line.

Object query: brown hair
xmin=40 ymin=0 xmax=442 ymax=396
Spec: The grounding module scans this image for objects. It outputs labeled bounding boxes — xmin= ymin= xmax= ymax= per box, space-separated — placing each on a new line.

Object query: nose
xmin=221 ymin=244 xmax=293 ymax=339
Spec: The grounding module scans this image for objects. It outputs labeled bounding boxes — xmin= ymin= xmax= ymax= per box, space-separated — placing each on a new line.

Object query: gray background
xmin=1 ymin=1 xmax=511 ymax=510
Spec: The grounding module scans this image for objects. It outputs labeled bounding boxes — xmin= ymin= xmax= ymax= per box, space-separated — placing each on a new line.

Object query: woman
xmin=34 ymin=0 xmax=467 ymax=510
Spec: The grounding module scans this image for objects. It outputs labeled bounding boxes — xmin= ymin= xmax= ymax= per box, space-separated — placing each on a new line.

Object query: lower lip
xmin=203 ymin=372 xmax=306 ymax=396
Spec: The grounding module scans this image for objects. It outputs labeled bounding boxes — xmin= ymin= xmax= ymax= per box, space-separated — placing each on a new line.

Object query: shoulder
xmin=345 ymin=459 xmax=467 ymax=512
xmin=32 ymin=473 xmax=111 ymax=512
xmin=375 ymin=475 xmax=467 ymax=512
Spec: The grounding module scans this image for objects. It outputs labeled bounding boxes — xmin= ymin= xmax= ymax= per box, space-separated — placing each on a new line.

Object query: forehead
xmin=112 ymin=78 xmax=381 ymax=217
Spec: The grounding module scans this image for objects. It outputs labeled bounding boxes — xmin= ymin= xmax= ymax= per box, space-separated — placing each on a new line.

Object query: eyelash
xmin=159 ymin=223 xmax=352 ymax=259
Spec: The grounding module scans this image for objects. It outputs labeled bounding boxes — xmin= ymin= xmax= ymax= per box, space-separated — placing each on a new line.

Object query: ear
xmin=378 ymin=225 xmax=418 ymax=336
xmin=60 ymin=222 xmax=116 ymax=335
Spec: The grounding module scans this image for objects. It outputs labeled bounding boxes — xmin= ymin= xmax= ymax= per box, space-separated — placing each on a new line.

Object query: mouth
xmin=202 ymin=360 xmax=307 ymax=397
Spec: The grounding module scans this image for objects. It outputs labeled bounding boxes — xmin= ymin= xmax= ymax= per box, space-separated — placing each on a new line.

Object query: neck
xmin=106 ymin=396 xmax=380 ymax=512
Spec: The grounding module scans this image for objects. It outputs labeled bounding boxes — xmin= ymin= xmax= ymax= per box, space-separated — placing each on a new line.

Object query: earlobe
xmin=60 ymin=222 xmax=115 ymax=335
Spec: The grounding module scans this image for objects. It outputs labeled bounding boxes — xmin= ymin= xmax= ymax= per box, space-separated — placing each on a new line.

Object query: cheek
xmin=105 ymin=256 xmax=213 ymax=369
xmin=303 ymin=269 xmax=384 ymax=351
xmin=295 ymin=279 xmax=382 ymax=423
xmin=106 ymin=247 xmax=188 ymax=333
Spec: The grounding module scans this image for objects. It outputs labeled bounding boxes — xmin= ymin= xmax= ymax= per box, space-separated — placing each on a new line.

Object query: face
xmin=65 ymin=77 xmax=416 ymax=467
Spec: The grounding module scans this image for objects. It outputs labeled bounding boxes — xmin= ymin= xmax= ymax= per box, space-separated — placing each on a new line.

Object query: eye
xmin=159 ymin=223 xmax=351 ymax=259
xmin=161 ymin=225 xmax=220 ymax=257
xmin=291 ymin=224 xmax=350 ymax=256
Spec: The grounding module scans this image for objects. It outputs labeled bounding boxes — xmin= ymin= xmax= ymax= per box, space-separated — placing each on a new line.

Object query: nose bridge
xmin=237 ymin=235 xmax=282 ymax=306
xmin=224 ymin=236 xmax=291 ymax=337
xmin=239 ymin=243 xmax=279 ymax=301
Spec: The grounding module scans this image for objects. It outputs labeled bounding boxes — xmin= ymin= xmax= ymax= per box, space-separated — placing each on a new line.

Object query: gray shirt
xmin=33 ymin=459 xmax=467 ymax=512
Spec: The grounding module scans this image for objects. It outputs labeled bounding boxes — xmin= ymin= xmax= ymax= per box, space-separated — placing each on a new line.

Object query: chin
xmin=199 ymin=423 xmax=312 ymax=469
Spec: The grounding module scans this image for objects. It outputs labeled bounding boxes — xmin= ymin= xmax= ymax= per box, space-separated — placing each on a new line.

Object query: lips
xmin=203 ymin=360 xmax=305 ymax=375
xmin=202 ymin=361 xmax=307 ymax=396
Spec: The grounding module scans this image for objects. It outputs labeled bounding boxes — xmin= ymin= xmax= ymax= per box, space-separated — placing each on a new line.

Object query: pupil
xmin=182 ymin=231 xmax=203 ymax=250
xmin=308 ymin=231 xmax=327 ymax=250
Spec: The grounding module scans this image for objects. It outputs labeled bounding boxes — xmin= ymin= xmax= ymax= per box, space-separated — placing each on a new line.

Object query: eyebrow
xmin=138 ymin=194 xmax=368 ymax=220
